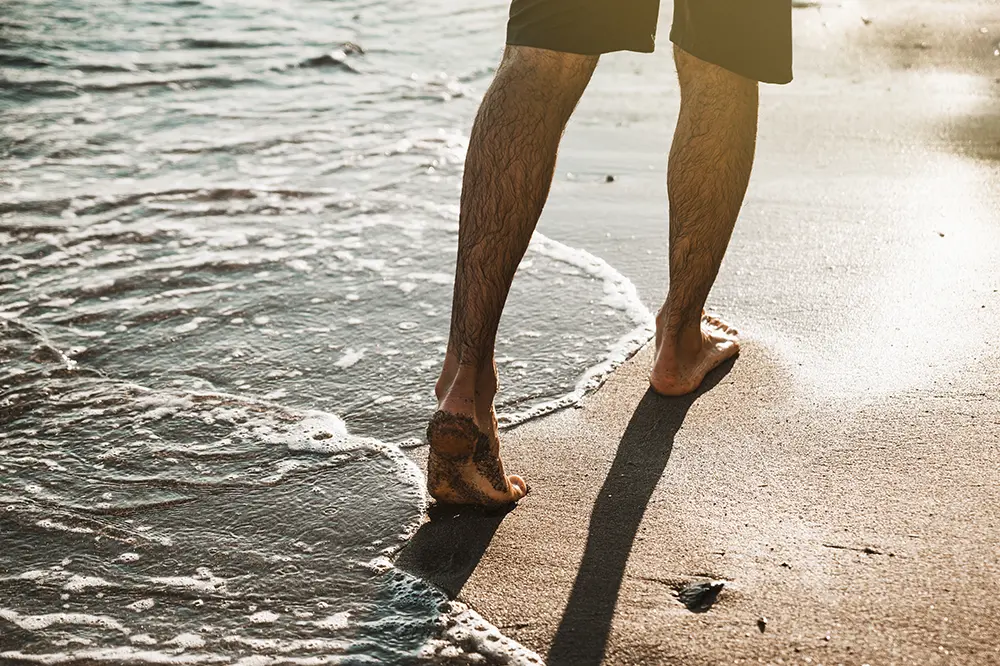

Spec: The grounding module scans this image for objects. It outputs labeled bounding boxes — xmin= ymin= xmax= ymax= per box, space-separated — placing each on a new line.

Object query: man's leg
xmin=650 ymin=45 xmax=759 ymax=396
xmin=427 ymin=45 xmax=598 ymax=506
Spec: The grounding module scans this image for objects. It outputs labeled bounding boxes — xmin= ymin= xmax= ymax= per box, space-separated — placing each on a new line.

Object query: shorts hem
xmin=669 ymin=35 xmax=793 ymax=85
xmin=505 ymin=33 xmax=655 ymax=56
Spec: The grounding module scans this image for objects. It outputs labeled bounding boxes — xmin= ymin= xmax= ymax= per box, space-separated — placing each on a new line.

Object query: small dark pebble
xmin=780 ymin=562 xmax=792 ymax=569
xmin=676 ymin=580 xmax=725 ymax=613
xmin=312 ymin=431 xmax=333 ymax=440
xmin=605 ymin=175 xmax=615 ymax=183
xmin=757 ymin=616 xmax=768 ymax=633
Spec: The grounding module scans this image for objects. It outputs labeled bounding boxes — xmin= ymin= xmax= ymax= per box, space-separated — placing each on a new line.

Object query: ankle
xmin=655 ymin=310 xmax=702 ymax=353
xmin=436 ymin=377 xmax=476 ymax=418
xmin=435 ymin=362 xmax=497 ymax=415
xmin=434 ymin=373 xmax=453 ymax=404
xmin=435 ymin=353 xmax=459 ymax=403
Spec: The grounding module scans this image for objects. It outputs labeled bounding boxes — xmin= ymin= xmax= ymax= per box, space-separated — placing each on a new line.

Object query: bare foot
xmin=426 ymin=410 xmax=528 ymax=508
xmin=649 ymin=313 xmax=739 ymax=396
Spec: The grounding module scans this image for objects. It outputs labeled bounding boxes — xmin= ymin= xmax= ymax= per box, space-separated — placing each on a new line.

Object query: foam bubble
xmin=334 ymin=349 xmax=365 ymax=369
xmin=222 ymin=636 xmax=350 ymax=654
xmin=174 ymin=318 xmax=207 ymax=334
xmin=312 ymin=611 xmax=350 ymax=631
xmin=364 ymin=557 xmax=394 ymax=575
xmin=404 ymin=272 xmax=452 ymax=285
xmin=129 ymin=634 xmax=158 ymax=645
xmin=0 ymin=647 xmax=228 ymax=665
xmin=371 ymin=563 xmax=544 ymax=666
xmin=12 ymin=569 xmax=64 ymax=584
xmin=147 ymin=569 xmax=227 ymax=595
xmin=166 ymin=633 xmax=206 ymax=649
xmin=64 ymin=574 xmax=113 ymax=592
xmin=247 ymin=610 xmax=279 ymax=624
xmin=0 ymin=608 xmax=129 ymax=633
xmin=36 ymin=519 xmax=95 ymax=534
xmin=438 ymin=603 xmax=544 ymax=664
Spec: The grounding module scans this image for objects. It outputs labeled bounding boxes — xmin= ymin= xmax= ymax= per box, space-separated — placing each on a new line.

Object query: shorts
xmin=506 ymin=0 xmax=793 ymax=84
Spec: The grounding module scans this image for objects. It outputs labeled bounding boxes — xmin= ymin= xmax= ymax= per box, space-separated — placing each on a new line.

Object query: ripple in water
xmin=1 ymin=0 xmax=653 ymax=662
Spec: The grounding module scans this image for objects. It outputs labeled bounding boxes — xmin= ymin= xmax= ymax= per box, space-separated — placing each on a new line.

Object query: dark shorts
xmin=506 ymin=0 xmax=793 ymax=84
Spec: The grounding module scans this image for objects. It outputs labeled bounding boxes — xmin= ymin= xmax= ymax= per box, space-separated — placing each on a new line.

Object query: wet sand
xmin=399 ymin=1 xmax=1000 ymax=664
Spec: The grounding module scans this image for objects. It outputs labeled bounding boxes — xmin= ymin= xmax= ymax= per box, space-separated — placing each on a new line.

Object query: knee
xmin=674 ymin=45 xmax=757 ymax=98
xmin=496 ymin=45 xmax=598 ymax=110
xmin=501 ymin=44 xmax=598 ymax=73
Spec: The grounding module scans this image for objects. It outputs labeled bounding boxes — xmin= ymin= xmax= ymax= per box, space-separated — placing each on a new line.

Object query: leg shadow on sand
xmin=395 ymin=503 xmax=512 ymax=598
xmin=547 ymin=360 xmax=735 ymax=666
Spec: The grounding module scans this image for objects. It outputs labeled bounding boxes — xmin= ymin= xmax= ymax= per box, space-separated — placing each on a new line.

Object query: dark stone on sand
xmin=675 ymin=580 xmax=725 ymax=613
xmin=605 ymin=175 xmax=615 ymax=183
xmin=757 ymin=616 xmax=768 ymax=633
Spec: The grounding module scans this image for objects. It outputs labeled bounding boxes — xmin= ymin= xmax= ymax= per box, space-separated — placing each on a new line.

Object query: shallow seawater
xmin=1 ymin=0 xmax=652 ymax=662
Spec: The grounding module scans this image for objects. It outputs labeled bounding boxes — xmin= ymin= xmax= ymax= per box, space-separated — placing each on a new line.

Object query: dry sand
xmin=399 ymin=1 xmax=1000 ymax=664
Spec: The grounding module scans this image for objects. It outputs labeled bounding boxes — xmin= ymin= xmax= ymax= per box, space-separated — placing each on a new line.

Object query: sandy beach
xmin=399 ymin=1 xmax=1000 ymax=664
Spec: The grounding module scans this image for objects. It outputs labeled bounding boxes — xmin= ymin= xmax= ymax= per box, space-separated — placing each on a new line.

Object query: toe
xmin=708 ymin=316 xmax=729 ymax=332
xmin=705 ymin=314 xmax=738 ymax=338
xmin=508 ymin=474 xmax=528 ymax=501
